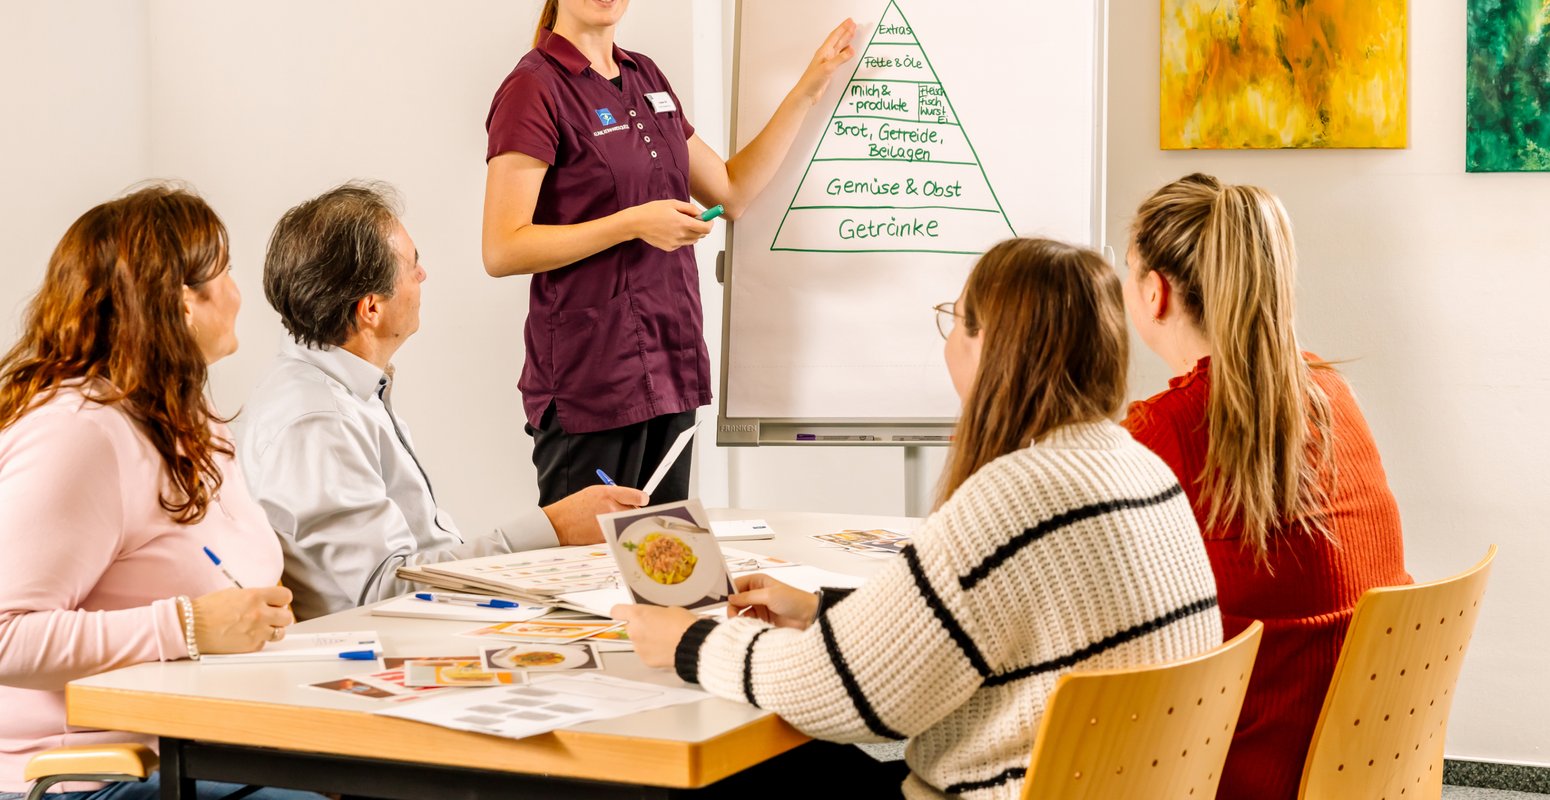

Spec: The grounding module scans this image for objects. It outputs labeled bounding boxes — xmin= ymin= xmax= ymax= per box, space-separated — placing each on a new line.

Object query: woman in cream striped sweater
xmin=615 ymin=238 xmax=1223 ymax=799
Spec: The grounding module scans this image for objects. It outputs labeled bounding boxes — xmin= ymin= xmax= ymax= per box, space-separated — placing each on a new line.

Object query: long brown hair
xmin=0 ymin=184 xmax=233 ymax=524
xmin=937 ymin=238 xmax=1129 ymax=507
xmin=1130 ymin=173 xmax=1334 ymax=560
xmin=534 ymin=0 xmax=558 ymax=46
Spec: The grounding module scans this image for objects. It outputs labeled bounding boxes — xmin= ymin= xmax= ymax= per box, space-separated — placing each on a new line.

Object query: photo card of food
xmin=397 ymin=657 xmax=525 ymax=688
xmin=461 ymin=619 xmax=625 ymax=644
xmin=307 ymin=666 xmax=456 ymax=702
xmin=478 ymin=643 xmax=602 ymax=672
xmin=598 ymin=499 xmax=735 ymax=610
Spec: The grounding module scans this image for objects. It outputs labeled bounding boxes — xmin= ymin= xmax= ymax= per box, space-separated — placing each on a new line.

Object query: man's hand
xmin=542 ymin=484 xmax=649 ymax=545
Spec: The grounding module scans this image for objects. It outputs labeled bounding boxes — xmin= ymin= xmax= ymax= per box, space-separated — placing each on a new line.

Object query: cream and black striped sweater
xmin=675 ymin=420 xmax=1223 ymax=798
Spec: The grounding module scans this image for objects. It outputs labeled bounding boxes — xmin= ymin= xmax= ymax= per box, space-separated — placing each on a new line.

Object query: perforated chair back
xmin=1298 ymin=545 xmax=1497 ymax=800
xmin=1020 ymin=621 xmax=1263 ymax=800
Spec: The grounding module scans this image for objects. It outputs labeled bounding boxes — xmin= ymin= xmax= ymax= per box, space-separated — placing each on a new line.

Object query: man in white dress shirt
xmin=239 ymin=183 xmax=647 ymax=620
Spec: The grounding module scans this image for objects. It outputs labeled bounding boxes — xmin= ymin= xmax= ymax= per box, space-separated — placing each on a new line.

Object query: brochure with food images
xmin=598 ymin=499 xmax=735 ymax=610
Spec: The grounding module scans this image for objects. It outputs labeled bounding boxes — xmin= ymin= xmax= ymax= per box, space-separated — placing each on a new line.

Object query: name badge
xmin=644 ymin=91 xmax=677 ymax=113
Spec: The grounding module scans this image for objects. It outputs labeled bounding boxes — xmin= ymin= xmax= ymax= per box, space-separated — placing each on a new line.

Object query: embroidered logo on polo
xmin=594 ymin=108 xmax=617 ymax=125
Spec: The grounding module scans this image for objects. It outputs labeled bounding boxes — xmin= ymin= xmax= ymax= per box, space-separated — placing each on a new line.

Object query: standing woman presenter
xmin=483 ymin=0 xmax=855 ymax=504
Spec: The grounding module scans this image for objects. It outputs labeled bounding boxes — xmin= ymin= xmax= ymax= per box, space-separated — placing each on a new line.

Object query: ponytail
xmin=1131 ymin=174 xmax=1333 ymax=561
xmin=534 ymin=0 xmax=558 ymax=47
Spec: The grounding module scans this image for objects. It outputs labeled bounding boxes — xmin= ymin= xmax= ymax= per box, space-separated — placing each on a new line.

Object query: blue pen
xmin=337 ymin=650 xmax=379 ymax=661
xmin=595 ymin=468 xmax=617 ymax=486
xmin=413 ymin=592 xmax=518 ymax=609
xmin=202 ymin=546 xmax=245 ymax=588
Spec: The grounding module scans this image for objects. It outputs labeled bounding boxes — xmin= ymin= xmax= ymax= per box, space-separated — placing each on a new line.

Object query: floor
xmin=858 ymin=744 xmax=1546 ymax=798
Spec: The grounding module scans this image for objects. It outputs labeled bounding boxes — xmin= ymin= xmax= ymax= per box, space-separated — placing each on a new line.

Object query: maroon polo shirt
xmin=486 ymin=31 xmax=712 ymax=435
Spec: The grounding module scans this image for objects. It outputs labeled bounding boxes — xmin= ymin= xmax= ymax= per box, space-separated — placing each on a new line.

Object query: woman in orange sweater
xmin=1119 ymin=174 xmax=1411 ymax=800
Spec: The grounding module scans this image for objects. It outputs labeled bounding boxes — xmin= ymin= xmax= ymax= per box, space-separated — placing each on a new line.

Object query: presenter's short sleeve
xmin=486 ymin=69 xmax=560 ymax=164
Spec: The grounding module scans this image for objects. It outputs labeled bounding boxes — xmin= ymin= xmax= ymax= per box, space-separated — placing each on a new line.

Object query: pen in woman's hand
xmin=202 ymin=546 xmax=245 ymax=588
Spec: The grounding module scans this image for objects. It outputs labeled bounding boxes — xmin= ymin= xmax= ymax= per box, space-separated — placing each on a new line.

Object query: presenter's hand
xmin=794 ymin=19 xmax=858 ymax=104
xmin=543 ymin=485 xmax=650 ymax=546
xmin=729 ymin=574 xmax=818 ymax=630
xmin=610 ymin=603 xmax=699 ymax=669
xmin=188 ymin=586 xmax=295 ymax=654
xmin=627 ymin=200 xmax=712 ymax=252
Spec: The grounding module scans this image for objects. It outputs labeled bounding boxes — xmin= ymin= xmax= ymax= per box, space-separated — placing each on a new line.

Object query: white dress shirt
xmin=236 ymin=339 xmax=556 ymax=620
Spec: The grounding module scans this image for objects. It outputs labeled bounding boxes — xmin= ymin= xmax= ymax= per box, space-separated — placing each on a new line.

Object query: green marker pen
xmin=699 ymin=204 xmax=725 ymax=222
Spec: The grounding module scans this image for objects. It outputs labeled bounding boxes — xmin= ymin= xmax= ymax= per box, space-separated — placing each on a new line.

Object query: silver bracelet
xmin=177 ymin=595 xmax=200 ymax=661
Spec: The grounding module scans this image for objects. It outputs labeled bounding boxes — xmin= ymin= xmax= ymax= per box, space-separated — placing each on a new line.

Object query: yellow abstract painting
xmin=1161 ymin=0 xmax=1408 ymax=149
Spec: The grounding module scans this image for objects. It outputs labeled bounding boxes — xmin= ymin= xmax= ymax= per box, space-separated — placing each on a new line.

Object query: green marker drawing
xmin=769 ymin=0 xmax=1015 ymax=255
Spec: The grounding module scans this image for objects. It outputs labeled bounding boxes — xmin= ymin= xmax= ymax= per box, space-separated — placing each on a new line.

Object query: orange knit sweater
xmin=1123 ymin=358 xmax=1410 ymax=800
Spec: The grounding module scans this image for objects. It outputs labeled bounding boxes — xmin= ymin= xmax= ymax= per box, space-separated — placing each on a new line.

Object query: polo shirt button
xmin=629 ymin=110 xmax=637 ymax=117
xmin=651 ymin=150 xmax=658 ymax=158
xmin=636 ymin=123 xmax=644 ymax=129
xmin=644 ymin=136 xmax=652 ymax=143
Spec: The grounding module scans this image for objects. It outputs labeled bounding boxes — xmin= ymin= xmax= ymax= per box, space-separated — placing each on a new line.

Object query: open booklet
xmin=398 ymin=506 xmax=793 ymax=615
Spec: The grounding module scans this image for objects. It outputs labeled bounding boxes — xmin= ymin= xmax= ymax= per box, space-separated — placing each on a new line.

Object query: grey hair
xmin=263 ymin=181 xmax=404 ymax=348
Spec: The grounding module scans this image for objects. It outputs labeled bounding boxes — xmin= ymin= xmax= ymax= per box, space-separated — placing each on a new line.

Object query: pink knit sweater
xmin=0 ymin=387 xmax=283 ymax=794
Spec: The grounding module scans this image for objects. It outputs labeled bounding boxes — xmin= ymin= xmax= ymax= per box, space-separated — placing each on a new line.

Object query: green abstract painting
xmin=1467 ymin=0 xmax=1550 ymax=172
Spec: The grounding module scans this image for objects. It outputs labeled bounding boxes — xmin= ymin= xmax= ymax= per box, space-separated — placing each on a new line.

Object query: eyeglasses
xmin=933 ymin=302 xmax=964 ymax=340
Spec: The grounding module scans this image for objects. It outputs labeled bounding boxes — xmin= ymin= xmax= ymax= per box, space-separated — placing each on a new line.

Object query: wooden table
xmin=66 ymin=509 xmax=912 ymax=799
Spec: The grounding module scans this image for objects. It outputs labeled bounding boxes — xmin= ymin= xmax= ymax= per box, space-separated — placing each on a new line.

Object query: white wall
xmin=140 ymin=0 xmax=726 ymax=533
xmin=1107 ymin=0 xmax=1550 ymax=765
xmin=0 ymin=2 xmax=151 ymax=332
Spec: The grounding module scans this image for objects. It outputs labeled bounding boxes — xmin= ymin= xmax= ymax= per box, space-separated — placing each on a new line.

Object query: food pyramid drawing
xmin=771 ymin=0 xmax=1016 ymax=255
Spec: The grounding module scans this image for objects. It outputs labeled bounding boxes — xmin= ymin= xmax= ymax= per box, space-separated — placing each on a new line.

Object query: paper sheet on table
xmin=377 ymin=672 xmax=708 ymax=740
xmin=203 ymin=631 xmax=380 ymax=664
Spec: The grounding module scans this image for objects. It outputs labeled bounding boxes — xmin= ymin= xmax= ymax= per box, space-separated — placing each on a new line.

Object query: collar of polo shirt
xmin=536 ymin=29 xmax=639 ymax=76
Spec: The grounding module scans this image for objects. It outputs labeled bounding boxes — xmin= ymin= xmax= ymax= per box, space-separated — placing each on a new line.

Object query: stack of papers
xmin=810 ymin=529 xmax=913 ymax=558
xmin=708 ymin=518 xmax=776 ymax=541
xmin=370 ymin=595 xmax=551 ymax=624
xmin=399 ymin=547 xmax=624 ymax=606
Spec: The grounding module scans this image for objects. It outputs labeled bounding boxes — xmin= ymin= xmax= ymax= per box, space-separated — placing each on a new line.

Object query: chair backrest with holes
xmin=1019 ymin=621 xmax=1263 ymax=800
xmin=1298 ymin=545 xmax=1497 ymax=800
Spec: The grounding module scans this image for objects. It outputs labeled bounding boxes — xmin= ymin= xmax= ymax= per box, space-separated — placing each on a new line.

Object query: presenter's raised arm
xmin=688 ymin=18 xmax=856 ymax=219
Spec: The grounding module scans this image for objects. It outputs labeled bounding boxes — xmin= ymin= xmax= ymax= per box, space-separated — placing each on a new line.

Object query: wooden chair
xmin=1020 ymin=621 xmax=1263 ymax=800
xmin=1298 ymin=545 xmax=1497 ymax=800
xmin=24 ymin=743 xmax=157 ymax=800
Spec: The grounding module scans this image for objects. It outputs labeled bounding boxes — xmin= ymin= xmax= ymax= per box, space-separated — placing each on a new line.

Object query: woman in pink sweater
xmin=0 ymin=187 xmax=321 ymax=800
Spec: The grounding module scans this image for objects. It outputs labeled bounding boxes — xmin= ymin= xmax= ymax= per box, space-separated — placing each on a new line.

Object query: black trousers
xmin=527 ymin=402 xmax=696 ymax=505
xmin=694 ymin=741 xmax=910 ymax=798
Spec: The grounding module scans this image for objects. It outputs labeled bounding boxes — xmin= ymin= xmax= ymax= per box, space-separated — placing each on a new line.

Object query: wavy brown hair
xmin=1131 ymin=173 xmax=1333 ymax=561
xmin=937 ymin=238 xmax=1129 ymax=507
xmin=0 ymin=184 xmax=233 ymax=524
